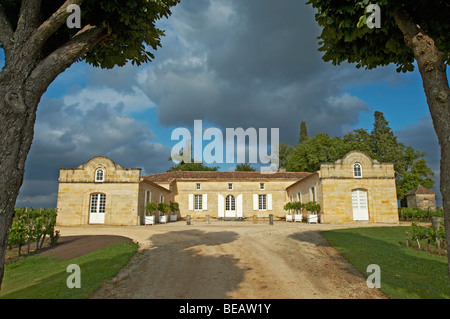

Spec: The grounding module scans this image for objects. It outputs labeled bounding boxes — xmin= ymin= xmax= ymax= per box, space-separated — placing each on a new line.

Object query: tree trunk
xmin=394 ymin=10 xmax=450 ymax=278
xmin=0 ymin=0 xmax=110 ymax=290
xmin=0 ymin=62 xmax=43 ymax=283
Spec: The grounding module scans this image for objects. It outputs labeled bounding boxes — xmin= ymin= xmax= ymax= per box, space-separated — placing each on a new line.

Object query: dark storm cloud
xmin=141 ymin=0 xmax=399 ymax=142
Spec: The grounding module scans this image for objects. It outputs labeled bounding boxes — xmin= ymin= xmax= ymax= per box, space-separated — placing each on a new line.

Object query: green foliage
xmin=278 ymin=142 xmax=294 ymax=170
xmin=0 ymin=0 xmax=181 ymax=69
xmin=306 ymin=0 xmax=449 ymax=72
xmin=286 ymin=132 xmax=350 ymax=172
xmin=157 ymin=202 xmax=170 ymax=215
xmin=169 ymin=201 xmax=179 ymax=213
xmin=144 ymin=201 xmax=158 ymax=216
xmin=167 ymin=156 xmax=219 ymax=172
xmin=299 ymin=121 xmax=309 ymax=144
xmin=284 ymin=201 xmax=303 ymax=213
xmin=408 ymin=221 xmax=446 ymax=250
xmin=8 ymin=208 xmax=58 ymax=256
xmin=235 ymin=163 xmax=256 ymax=171
xmin=304 ymin=201 xmax=321 ymax=213
xmin=399 ymin=207 xmax=443 ymax=221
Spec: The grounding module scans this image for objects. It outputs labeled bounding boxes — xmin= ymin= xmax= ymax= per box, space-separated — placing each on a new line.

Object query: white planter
xmin=286 ymin=214 xmax=293 ymax=222
xmin=159 ymin=215 xmax=168 ymax=224
xmin=294 ymin=214 xmax=302 ymax=222
xmin=307 ymin=213 xmax=318 ymax=224
xmin=170 ymin=214 xmax=177 ymax=222
xmin=145 ymin=216 xmax=155 ymax=225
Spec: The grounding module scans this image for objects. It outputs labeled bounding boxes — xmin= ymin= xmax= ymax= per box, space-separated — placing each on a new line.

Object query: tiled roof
xmin=143 ymin=171 xmax=312 ymax=183
xmin=405 ymin=185 xmax=436 ymax=196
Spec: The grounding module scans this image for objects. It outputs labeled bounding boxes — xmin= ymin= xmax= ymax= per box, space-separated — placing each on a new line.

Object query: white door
xmin=225 ymin=195 xmax=236 ymax=218
xmin=90 ymin=193 xmax=106 ymax=224
xmin=352 ymin=190 xmax=369 ymax=221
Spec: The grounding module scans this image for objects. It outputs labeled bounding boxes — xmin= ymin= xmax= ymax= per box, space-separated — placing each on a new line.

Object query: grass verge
xmin=321 ymin=226 xmax=449 ymax=299
xmin=0 ymin=241 xmax=138 ymax=299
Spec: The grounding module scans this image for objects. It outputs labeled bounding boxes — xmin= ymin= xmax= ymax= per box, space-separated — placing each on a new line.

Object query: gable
xmin=59 ymin=156 xmax=141 ymax=183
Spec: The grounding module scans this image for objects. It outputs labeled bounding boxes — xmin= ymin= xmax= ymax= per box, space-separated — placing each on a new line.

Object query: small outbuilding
xmin=405 ymin=185 xmax=436 ymax=210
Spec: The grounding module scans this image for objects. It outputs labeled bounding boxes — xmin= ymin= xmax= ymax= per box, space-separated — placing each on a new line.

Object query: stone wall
xmin=406 ymin=194 xmax=437 ymax=210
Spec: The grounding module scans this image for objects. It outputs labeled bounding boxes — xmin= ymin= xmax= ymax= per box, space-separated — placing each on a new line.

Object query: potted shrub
xmin=158 ymin=202 xmax=170 ymax=224
xmin=284 ymin=202 xmax=293 ymax=222
xmin=144 ymin=201 xmax=158 ymax=225
xmin=304 ymin=201 xmax=320 ymax=224
xmin=293 ymin=201 xmax=304 ymax=222
xmin=169 ymin=201 xmax=179 ymax=222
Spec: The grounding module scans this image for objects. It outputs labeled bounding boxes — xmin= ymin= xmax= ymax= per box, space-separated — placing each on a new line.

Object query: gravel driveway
xmin=58 ymin=221 xmax=388 ymax=299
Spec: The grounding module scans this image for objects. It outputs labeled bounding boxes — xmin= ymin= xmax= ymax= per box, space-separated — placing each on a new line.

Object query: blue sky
xmin=0 ymin=0 xmax=442 ymax=207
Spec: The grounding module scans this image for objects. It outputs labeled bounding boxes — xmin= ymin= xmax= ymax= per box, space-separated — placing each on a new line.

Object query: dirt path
xmin=58 ymin=222 xmax=389 ymax=299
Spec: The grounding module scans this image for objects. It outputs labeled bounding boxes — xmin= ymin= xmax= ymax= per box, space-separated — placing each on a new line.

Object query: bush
xmin=144 ymin=201 xmax=158 ymax=216
xmin=284 ymin=201 xmax=303 ymax=214
xmin=407 ymin=221 xmax=446 ymax=252
xmin=8 ymin=208 xmax=58 ymax=256
xmin=304 ymin=201 xmax=321 ymax=213
xmin=398 ymin=207 xmax=443 ymax=221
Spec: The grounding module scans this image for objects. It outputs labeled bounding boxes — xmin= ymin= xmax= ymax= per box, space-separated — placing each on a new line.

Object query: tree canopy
xmin=306 ymin=0 xmax=449 ymax=72
xmin=0 ymin=0 xmax=180 ymax=69
xmin=167 ymin=156 xmax=219 ymax=172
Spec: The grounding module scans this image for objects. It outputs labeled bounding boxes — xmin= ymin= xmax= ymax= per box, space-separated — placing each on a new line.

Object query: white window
xmin=95 ymin=168 xmax=104 ymax=182
xmin=260 ymin=183 xmax=265 ymax=190
xmin=196 ymin=183 xmax=201 ymax=190
xmin=353 ymin=163 xmax=362 ymax=178
xmin=258 ymin=194 xmax=267 ymax=210
xmin=160 ymin=195 xmax=164 ymax=203
xmin=194 ymin=195 xmax=202 ymax=210
xmin=228 ymin=183 xmax=233 ymax=190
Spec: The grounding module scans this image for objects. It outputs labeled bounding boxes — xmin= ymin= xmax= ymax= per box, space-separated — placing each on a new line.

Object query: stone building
xmin=56 ymin=156 xmax=170 ymax=226
xmin=286 ymin=151 xmax=399 ymax=223
xmin=56 ymin=151 xmax=399 ymax=225
xmin=405 ymin=185 xmax=437 ymax=210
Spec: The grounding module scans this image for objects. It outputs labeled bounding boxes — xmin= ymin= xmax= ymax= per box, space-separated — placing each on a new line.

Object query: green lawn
xmin=0 ymin=241 xmax=138 ymax=299
xmin=321 ymin=226 xmax=449 ymax=299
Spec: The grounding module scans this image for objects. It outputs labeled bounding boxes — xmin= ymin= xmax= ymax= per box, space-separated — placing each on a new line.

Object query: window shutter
xmin=203 ymin=194 xmax=208 ymax=210
xmin=268 ymin=194 xmax=272 ymax=210
xmin=253 ymin=194 xmax=258 ymax=210
xmin=218 ymin=194 xmax=224 ymax=217
xmin=237 ymin=194 xmax=243 ymax=217
xmin=188 ymin=194 xmax=194 ymax=210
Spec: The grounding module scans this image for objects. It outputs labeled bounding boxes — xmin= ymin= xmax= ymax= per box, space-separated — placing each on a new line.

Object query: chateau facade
xmin=56 ymin=151 xmax=399 ymax=226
